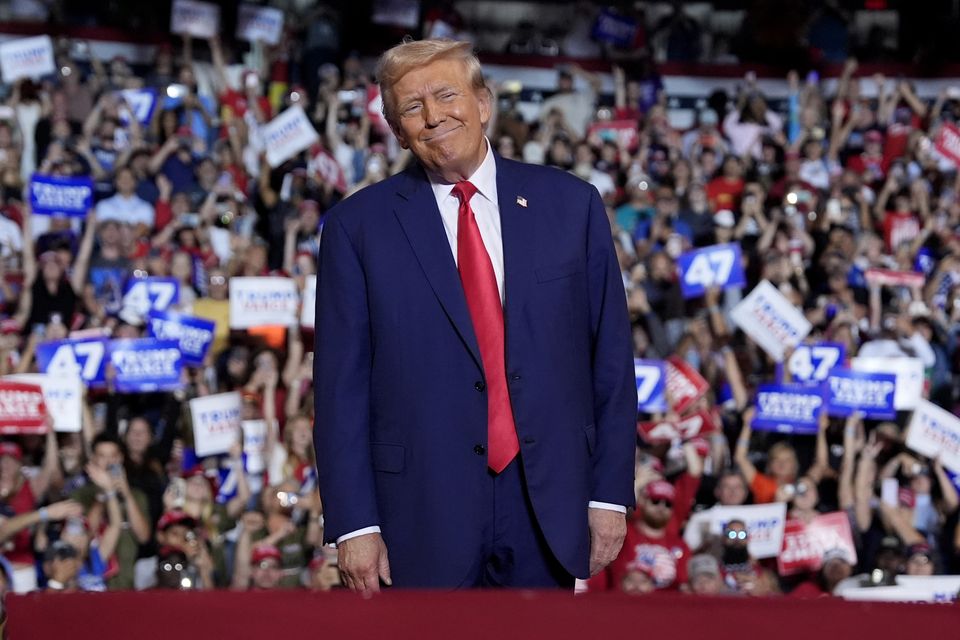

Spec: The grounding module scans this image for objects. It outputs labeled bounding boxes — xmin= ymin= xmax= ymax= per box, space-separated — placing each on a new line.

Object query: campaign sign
xmin=634 ymin=359 xmax=667 ymax=413
xmin=752 ymin=384 xmax=823 ymax=435
xmin=170 ymin=0 xmax=220 ymax=38
xmin=935 ymin=122 xmax=960 ymax=166
xmin=841 ymin=580 xmax=960 ymax=604
xmin=586 ymin=120 xmax=640 ymax=151
xmin=0 ymin=35 xmax=55 ymax=83
xmin=108 ymin=339 xmax=183 ymax=393
xmin=592 ymin=8 xmax=638 ymax=47
xmin=864 ymin=268 xmax=925 ymax=289
xmin=229 ymin=277 xmax=300 ymax=328
xmin=242 ymin=419 xmax=268 ymax=475
xmin=236 ymin=4 xmax=284 ymax=45
xmin=676 ymin=243 xmax=746 ymax=299
xmin=5 ymin=373 xmax=81 ymax=433
xmin=665 ymin=355 xmax=709 ymax=415
xmin=0 ymin=381 xmax=47 ymax=435
xmin=29 ymin=175 xmax=93 ymax=217
xmin=683 ymin=503 xmax=787 ymax=559
xmin=906 ymin=400 xmax=960 ymax=474
xmin=638 ymin=410 xmax=717 ymax=445
xmin=308 ymin=146 xmax=347 ymax=193
xmin=851 ymin=357 xmax=924 ymax=410
xmin=263 ymin=105 xmax=320 ymax=168
xmin=36 ymin=338 xmax=108 ymax=386
xmin=300 ymin=275 xmax=316 ymax=328
xmin=147 ymin=310 xmax=215 ymax=366
xmin=730 ymin=280 xmax=812 ymax=362
xmin=122 ymin=277 xmax=180 ymax=320
xmin=786 ymin=342 xmax=845 ymax=384
xmin=824 ymin=368 xmax=896 ymax=420
xmin=190 ymin=392 xmax=241 ymax=458
xmin=778 ymin=512 xmax=857 ymax=576
xmin=119 ymin=89 xmax=158 ymax=126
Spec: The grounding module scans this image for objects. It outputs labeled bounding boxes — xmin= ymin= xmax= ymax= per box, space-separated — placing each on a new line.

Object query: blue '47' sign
xmin=36 ymin=337 xmax=108 ymax=385
xmin=634 ymin=359 xmax=667 ymax=413
xmin=677 ymin=243 xmax=746 ymax=298
xmin=786 ymin=342 xmax=845 ymax=384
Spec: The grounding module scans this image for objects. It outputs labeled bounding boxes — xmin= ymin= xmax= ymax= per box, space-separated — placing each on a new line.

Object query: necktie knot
xmin=451 ymin=180 xmax=478 ymax=206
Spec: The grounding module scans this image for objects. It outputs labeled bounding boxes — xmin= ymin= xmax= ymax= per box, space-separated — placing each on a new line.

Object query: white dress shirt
xmin=336 ymin=141 xmax=624 ymax=546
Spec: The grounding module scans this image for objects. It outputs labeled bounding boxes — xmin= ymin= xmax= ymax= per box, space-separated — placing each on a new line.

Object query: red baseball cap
xmin=644 ymin=480 xmax=676 ymax=503
xmin=251 ymin=544 xmax=282 ymax=565
xmin=0 ymin=442 xmax=22 ymax=461
xmin=157 ymin=509 xmax=197 ymax=532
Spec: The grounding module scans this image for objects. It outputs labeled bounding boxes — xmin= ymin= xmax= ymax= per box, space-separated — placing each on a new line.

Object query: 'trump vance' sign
xmin=824 ymin=368 xmax=897 ymax=420
xmin=29 ymin=175 xmax=93 ymax=217
xmin=0 ymin=381 xmax=47 ymax=434
xmin=263 ymin=105 xmax=320 ymax=168
xmin=108 ymin=339 xmax=183 ymax=393
xmin=190 ymin=392 xmax=242 ymax=457
xmin=752 ymin=384 xmax=823 ymax=435
xmin=731 ymin=280 xmax=811 ymax=362
xmin=906 ymin=400 xmax=960 ymax=474
xmin=0 ymin=36 xmax=55 ymax=83
xmin=229 ymin=277 xmax=300 ymax=328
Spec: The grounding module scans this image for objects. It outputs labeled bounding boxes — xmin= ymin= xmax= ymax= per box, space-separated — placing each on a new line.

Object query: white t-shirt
xmin=95 ymin=193 xmax=155 ymax=227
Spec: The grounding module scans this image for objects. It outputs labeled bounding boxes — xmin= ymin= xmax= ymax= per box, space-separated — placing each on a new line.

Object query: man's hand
xmin=338 ymin=532 xmax=392 ymax=594
xmin=588 ymin=508 xmax=626 ymax=577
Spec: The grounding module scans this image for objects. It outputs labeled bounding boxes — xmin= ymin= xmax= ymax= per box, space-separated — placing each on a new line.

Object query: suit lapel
xmin=393 ymin=165 xmax=483 ymax=371
xmin=495 ymin=155 xmax=535 ymax=341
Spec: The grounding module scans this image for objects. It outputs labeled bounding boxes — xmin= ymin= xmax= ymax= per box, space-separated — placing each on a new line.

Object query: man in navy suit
xmin=314 ymin=39 xmax=636 ymax=591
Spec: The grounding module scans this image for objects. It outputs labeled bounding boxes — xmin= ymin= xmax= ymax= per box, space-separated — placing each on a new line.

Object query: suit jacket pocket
xmin=371 ymin=442 xmax=405 ymax=473
xmin=583 ymin=424 xmax=597 ymax=456
xmin=535 ymin=259 xmax=582 ymax=283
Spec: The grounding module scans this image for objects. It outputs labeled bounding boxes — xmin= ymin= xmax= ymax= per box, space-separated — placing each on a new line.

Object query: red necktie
xmin=451 ymin=180 xmax=519 ymax=473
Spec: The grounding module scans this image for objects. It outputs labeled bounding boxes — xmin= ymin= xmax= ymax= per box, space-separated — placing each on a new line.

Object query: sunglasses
xmin=725 ymin=530 xmax=748 ymax=541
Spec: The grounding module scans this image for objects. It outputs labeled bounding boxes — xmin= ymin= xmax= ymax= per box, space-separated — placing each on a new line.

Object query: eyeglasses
xmin=725 ymin=530 xmax=748 ymax=541
xmin=161 ymin=562 xmax=185 ymax=572
xmin=257 ymin=561 xmax=281 ymax=571
xmin=209 ymin=275 xmax=226 ymax=286
xmin=649 ymin=499 xmax=673 ymax=508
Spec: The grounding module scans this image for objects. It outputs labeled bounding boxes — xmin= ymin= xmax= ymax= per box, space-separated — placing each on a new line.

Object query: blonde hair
xmin=376 ymin=38 xmax=488 ymax=126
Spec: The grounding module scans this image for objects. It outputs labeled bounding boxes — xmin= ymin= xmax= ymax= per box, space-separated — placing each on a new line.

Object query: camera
xmin=276 ymin=491 xmax=299 ymax=509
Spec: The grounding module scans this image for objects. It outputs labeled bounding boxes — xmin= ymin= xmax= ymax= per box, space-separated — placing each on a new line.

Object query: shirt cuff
xmin=588 ymin=501 xmax=627 ymax=513
xmin=336 ymin=526 xmax=381 ymax=546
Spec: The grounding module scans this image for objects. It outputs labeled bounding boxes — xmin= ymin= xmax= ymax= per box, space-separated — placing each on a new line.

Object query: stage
xmin=8 ymin=590 xmax=956 ymax=639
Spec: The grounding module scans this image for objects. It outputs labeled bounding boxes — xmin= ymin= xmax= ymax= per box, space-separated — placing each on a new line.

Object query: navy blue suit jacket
xmin=314 ymin=154 xmax=636 ymax=587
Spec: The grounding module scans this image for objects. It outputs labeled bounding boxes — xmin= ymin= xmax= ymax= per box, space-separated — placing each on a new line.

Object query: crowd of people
xmin=0 ymin=7 xmax=956 ymax=602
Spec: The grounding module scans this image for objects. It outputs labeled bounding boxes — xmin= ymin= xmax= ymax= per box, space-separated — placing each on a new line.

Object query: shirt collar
xmin=429 ymin=138 xmax=498 ymax=208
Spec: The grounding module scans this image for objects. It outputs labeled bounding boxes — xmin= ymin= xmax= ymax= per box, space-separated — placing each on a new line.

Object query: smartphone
xmin=881 ymin=477 xmax=899 ymax=507
xmin=179 ymin=213 xmax=200 ymax=228
xmin=170 ymin=477 xmax=186 ymax=509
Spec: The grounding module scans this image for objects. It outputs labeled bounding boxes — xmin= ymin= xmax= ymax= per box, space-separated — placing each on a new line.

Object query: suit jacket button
xmin=474 ymin=445 xmax=486 ymax=456
xmin=474 ymin=381 xmax=486 ymax=392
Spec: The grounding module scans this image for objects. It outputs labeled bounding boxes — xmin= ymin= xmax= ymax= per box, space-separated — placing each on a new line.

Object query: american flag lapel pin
xmin=516 ymin=196 xmax=527 ymax=208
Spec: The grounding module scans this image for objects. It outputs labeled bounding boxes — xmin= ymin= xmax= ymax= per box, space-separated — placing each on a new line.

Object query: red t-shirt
xmin=706 ymin=177 xmax=744 ymax=212
xmin=219 ymin=90 xmax=272 ymax=127
xmin=845 ymin=152 xmax=887 ymax=184
xmin=4 ymin=479 xmax=36 ymax=564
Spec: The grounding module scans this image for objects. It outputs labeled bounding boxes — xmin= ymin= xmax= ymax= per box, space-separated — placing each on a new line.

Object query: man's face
xmin=390 ymin=58 xmax=491 ymax=182
xmin=716 ymin=475 xmax=747 ymax=506
xmin=690 ymin=572 xmax=723 ymax=595
xmin=641 ymin=496 xmax=672 ymax=529
xmin=251 ymin=558 xmax=282 ymax=589
xmin=92 ymin=442 xmax=123 ymax=471
xmin=621 ymin=570 xmax=655 ymax=594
